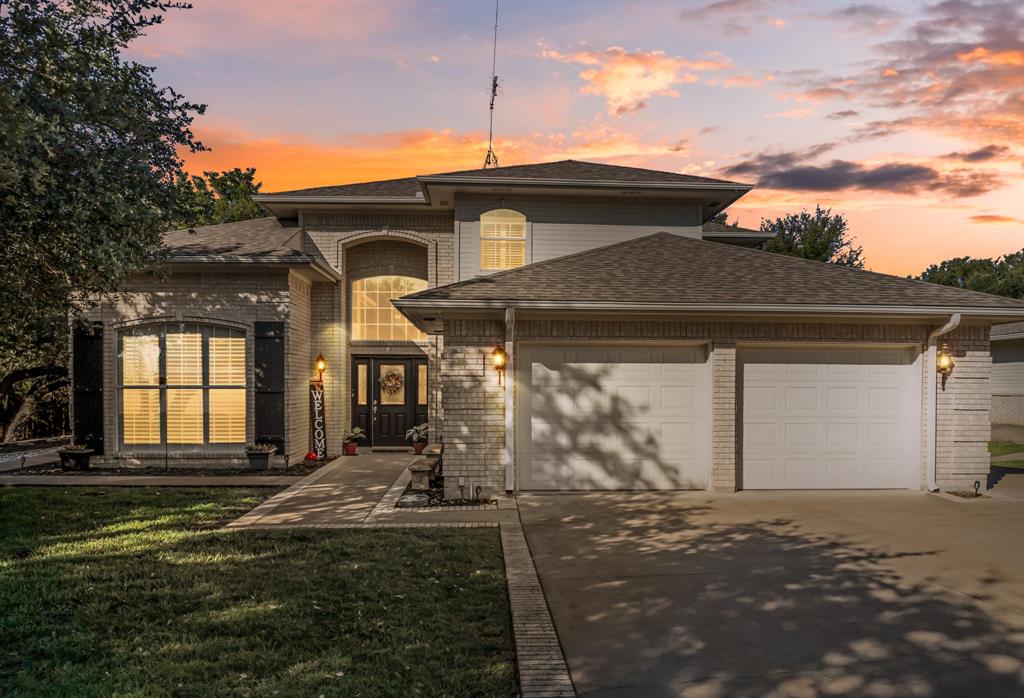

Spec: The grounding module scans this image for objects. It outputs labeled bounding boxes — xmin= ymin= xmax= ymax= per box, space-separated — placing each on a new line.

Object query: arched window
xmin=351 ymin=275 xmax=428 ymax=341
xmin=480 ymin=209 xmax=526 ymax=270
xmin=118 ymin=323 xmax=246 ymax=450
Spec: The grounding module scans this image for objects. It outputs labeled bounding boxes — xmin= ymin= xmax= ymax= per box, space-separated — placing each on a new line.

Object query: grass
xmin=989 ymin=441 xmax=1024 ymax=457
xmin=993 ymin=461 xmax=1024 ymax=470
xmin=0 ymin=487 xmax=515 ymax=697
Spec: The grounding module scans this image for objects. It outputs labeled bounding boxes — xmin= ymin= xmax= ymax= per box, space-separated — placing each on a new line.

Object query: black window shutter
xmin=72 ymin=323 xmax=104 ymax=454
xmin=254 ymin=322 xmax=286 ymax=454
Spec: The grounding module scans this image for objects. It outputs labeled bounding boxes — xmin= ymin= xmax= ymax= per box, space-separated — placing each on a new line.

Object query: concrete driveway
xmin=519 ymin=491 xmax=1024 ymax=697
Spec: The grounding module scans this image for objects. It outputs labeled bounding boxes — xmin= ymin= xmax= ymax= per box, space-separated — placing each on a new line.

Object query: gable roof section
xmin=260 ymin=160 xmax=747 ymax=198
xmin=397 ymin=232 xmax=1024 ymax=315
xmin=265 ymin=177 xmax=422 ymax=198
xmin=163 ymin=217 xmax=338 ymax=279
xmin=421 ymin=160 xmax=742 ymax=186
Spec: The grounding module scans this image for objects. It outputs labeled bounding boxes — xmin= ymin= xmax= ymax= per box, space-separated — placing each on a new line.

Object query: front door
xmin=351 ymin=357 xmax=428 ymax=447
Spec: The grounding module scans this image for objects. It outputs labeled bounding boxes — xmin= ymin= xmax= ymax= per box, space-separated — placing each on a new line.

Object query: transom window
xmin=480 ymin=209 xmax=526 ymax=270
xmin=351 ymin=275 xmax=428 ymax=341
xmin=118 ymin=323 xmax=246 ymax=450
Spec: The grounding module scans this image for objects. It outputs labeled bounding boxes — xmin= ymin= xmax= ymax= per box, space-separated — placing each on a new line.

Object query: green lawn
xmin=989 ymin=440 xmax=1024 ymax=457
xmin=993 ymin=461 xmax=1024 ymax=470
xmin=0 ymin=487 xmax=515 ymax=697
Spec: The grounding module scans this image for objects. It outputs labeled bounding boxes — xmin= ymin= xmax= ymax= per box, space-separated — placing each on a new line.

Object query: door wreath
xmin=379 ymin=371 xmax=403 ymax=396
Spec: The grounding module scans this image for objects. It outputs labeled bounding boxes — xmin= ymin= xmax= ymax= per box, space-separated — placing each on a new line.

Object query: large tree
xmin=760 ymin=206 xmax=865 ymax=268
xmin=172 ymin=167 xmax=265 ymax=229
xmin=0 ymin=0 xmax=204 ymax=438
xmin=919 ymin=251 xmax=1024 ymax=299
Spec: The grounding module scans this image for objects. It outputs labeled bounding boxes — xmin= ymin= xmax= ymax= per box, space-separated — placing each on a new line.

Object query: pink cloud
xmin=541 ymin=46 xmax=731 ymax=116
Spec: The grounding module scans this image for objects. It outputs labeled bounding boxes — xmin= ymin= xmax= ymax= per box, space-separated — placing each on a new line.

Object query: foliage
xmin=172 ymin=167 xmax=265 ymax=229
xmin=989 ymin=441 xmax=1024 ymax=457
xmin=406 ymin=423 xmax=429 ymax=443
xmin=918 ymin=250 xmax=1024 ymax=299
xmin=343 ymin=426 xmax=367 ymax=443
xmin=1 ymin=0 xmax=205 ymax=439
xmin=759 ymin=206 xmax=865 ymax=268
xmin=0 ymin=487 xmax=515 ymax=696
xmin=245 ymin=442 xmax=278 ymax=453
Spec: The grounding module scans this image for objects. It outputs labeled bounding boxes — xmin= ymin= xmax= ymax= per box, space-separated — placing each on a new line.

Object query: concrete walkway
xmin=521 ymin=491 xmax=1024 ymax=698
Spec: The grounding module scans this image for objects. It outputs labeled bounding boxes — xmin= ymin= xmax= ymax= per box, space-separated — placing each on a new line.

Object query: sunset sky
xmin=132 ymin=0 xmax=1023 ymax=276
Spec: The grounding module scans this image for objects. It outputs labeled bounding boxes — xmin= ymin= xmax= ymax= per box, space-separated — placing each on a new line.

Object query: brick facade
xmin=80 ymin=269 xmax=316 ymax=466
xmin=439 ymin=317 xmax=993 ymax=496
xmin=302 ymin=212 xmax=455 ymax=446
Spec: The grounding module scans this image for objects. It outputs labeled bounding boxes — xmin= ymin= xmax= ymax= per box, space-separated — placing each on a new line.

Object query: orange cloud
xmin=881 ymin=68 xmax=899 ymax=77
xmin=957 ymin=47 xmax=1024 ymax=67
xmin=541 ymin=46 xmax=731 ymax=115
xmin=970 ymin=214 xmax=1020 ymax=224
xmin=182 ymin=125 xmax=697 ymax=192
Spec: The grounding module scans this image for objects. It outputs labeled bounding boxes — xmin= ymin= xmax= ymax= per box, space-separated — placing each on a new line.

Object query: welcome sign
xmin=309 ymin=381 xmax=327 ymax=459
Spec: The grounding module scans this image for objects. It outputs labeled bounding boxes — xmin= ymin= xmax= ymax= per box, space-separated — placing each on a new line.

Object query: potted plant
xmin=405 ymin=423 xmax=429 ymax=455
xmin=342 ymin=427 xmax=366 ymax=456
xmin=59 ymin=443 xmax=94 ymax=470
xmin=245 ymin=443 xmax=276 ymax=470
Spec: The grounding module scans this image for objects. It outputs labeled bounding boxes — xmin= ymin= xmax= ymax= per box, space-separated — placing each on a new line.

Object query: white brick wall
xmin=440 ymin=318 xmax=994 ymax=495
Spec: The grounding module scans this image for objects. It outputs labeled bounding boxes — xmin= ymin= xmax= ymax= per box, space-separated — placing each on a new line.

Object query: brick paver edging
xmin=0 ymin=474 xmax=300 ymax=487
xmin=501 ymin=523 xmax=576 ymax=698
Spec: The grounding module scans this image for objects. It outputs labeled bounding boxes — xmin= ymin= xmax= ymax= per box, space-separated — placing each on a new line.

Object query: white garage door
xmin=741 ymin=346 xmax=921 ymax=489
xmin=519 ymin=344 xmax=710 ymax=490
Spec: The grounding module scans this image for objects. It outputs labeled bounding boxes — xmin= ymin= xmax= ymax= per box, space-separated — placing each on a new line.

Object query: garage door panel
xmin=521 ymin=344 xmax=710 ymax=490
xmin=741 ymin=346 xmax=921 ymax=490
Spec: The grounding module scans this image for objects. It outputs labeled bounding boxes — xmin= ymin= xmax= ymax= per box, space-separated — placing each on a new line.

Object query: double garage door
xmin=518 ymin=343 xmax=921 ymax=491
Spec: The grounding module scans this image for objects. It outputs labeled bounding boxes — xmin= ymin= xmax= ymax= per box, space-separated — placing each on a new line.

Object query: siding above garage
xmin=454 ymin=195 xmax=700 ymax=281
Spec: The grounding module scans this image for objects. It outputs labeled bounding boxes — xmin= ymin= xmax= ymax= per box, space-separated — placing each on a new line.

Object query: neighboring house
xmin=70 ymin=160 xmax=1024 ymax=496
xmin=991 ymin=321 xmax=1024 ymax=436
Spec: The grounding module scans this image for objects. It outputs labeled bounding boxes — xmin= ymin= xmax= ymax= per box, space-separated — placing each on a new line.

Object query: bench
xmin=408 ymin=444 xmax=442 ymax=492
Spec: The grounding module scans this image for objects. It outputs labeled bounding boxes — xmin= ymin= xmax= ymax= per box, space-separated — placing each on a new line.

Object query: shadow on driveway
xmin=520 ymin=492 xmax=1024 ymax=697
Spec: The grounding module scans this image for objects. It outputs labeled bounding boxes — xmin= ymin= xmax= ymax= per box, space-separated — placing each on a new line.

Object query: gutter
xmin=393 ymin=298 xmax=1024 ymax=319
xmin=925 ymin=313 xmax=961 ymax=492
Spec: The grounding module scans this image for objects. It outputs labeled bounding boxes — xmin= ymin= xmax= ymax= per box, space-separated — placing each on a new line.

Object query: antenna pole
xmin=483 ymin=0 xmax=500 ymax=168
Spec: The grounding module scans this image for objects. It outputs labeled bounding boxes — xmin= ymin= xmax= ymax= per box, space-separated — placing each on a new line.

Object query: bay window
xmin=118 ymin=324 xmax=246 ymax=450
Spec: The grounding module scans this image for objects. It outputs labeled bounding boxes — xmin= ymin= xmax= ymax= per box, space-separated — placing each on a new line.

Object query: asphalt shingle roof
xmin=701 ymin=221 xmax=765 ymax=235
xmin=263 ymin=160 xmax=744 ymax=197
xmin=163 ymin=217 xmax=314 ymax=261
xmin=402 ymin=232 xmax=1024 ymax=311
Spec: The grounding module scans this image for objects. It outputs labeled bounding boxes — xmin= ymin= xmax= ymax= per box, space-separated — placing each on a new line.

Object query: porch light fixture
xmin=492 ymin=342 xmax=507 ymax=386
xmin=936 ymin=343 xmax=954 ymax=389
xmin=315 ymin=354 xmax=327 ymax=384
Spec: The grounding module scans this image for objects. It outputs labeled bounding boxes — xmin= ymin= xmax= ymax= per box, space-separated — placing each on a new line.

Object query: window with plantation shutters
xmin=118 ymin=324 xmax=247 ymax=451
xmin=480 ymin=209 xmax=526 ymax=270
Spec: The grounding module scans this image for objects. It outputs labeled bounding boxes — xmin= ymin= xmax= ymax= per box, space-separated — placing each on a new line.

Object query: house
xmin=991 ymin=322 xmax=1024 ymax=439
xmin=70 ymin=160 xmax=1024 ymax=495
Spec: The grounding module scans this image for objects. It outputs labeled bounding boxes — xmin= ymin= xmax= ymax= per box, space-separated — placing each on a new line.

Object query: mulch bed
xmin=7 ymin=460 xmax=326 ymax=478
xmin=398 ymin=472 xmax=496 ymax=507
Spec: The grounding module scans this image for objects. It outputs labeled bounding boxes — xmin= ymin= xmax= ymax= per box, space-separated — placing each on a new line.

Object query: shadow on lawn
xmin=522 ymin=495 xmax=1024 ymax=697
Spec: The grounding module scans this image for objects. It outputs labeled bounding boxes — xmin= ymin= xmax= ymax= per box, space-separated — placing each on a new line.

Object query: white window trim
xmin=479 ymin=209 xmax=529 ymax=273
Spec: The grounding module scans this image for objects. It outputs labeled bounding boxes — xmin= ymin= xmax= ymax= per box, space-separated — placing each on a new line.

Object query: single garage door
xmin=519 ymin=344 xmax=710 ymax=490
xmin=741 ymin=346 xmax=921 ymax=489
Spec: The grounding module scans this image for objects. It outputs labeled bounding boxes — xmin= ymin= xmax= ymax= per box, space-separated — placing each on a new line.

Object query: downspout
xmin=504 ymin=306 xmax=515 ymax=492
xmin=925 ymin=313 xmax=961 ymax=492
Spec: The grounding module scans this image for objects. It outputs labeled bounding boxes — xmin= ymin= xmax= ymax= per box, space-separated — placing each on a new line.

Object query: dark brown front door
xmin=351 ymin=357 xmax=428 ymax=447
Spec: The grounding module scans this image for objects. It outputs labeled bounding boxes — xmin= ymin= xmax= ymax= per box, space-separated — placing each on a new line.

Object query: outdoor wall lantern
xmin=492 ymin=342 xmax=507 ymax=386
xmin=315 ymin=353 xmax=327 ymax=384
xmin=936 ymin=343 xmax=954 ymax=389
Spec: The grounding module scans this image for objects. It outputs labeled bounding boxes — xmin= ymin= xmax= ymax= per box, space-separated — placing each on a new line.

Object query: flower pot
xmin=412 ymin=441 xmax=426 ymax=455
xmin=343 ymin=441 xmax=359 ymax=456
xmin=246 ymin=452 xmax=270 ymax=470
xmin=59 ymin=449 xmax=94 ymax=470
